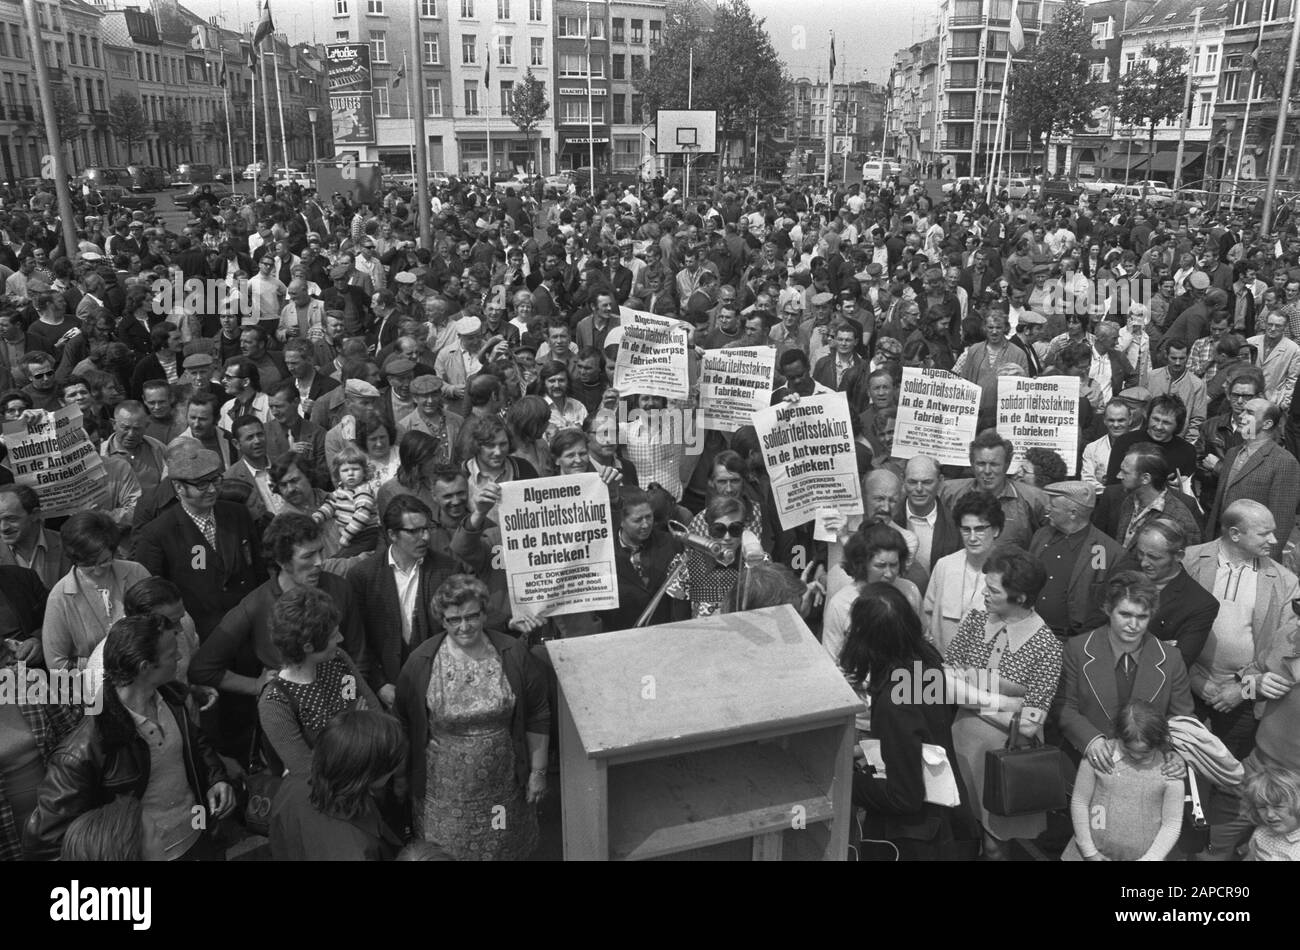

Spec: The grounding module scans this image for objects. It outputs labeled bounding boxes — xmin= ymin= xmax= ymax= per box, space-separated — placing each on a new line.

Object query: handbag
xmin=240 ymin=677 xmax=295 ymax=837
xmin=983 ymin=711 xmax=1068 ymax=817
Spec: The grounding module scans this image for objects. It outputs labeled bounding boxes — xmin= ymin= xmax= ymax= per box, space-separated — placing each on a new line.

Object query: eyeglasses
xmin=176 ymin=475 xmax=223 ymax=491
xmin=708 ymin=522 xmax=745 ymax=539
xmin=223 ymin=373 xmax=245 ymax=381
xmin=959 ymin=523 xmax=994 ymax=536
xmin=397 ymin=525 xmax=432 ymax=536
xmin=29 ymin=369 xmax=53 ymax=380
xmin=1229 ymin=391 xmax=1256 ymax=402
xmin=442 ymin=610 xmax=482 ymax=628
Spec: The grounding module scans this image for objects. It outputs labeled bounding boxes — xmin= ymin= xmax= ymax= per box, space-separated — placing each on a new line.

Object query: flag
xmin=245 ymin=38 xmax=258 ymax=67
xmin=219 ymin=50 xmax=227 ymax=88
xmin=829 ymin=34 xmax=836 ymax=81
xmin=394 ymin=61 xmax=405 ymax=89
xmin=253 ymin=0 xmax=274 ymax=48
xmin=1009 ymin=11 xmax=1025 ymax=53
xmin=485 ymin=40 xmax=491 ymax=90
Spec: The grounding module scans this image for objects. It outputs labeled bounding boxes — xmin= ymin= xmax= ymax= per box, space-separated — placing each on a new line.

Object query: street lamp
xmin=306 ymin=106 xmax=319 ymax=173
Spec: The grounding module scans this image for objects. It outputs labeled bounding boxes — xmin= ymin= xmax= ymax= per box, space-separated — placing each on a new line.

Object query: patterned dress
xmin=419 ymin=645 xmax=537 ymax=861
xmin=945 ymin=608 xmax=1063 ymax=842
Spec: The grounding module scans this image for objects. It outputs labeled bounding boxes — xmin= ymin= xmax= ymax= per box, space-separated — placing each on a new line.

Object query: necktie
xmin=1122 ymin=653 xmax=1135 ymax=679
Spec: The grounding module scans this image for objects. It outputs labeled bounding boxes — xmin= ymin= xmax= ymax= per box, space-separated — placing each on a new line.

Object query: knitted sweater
xmin=1064 ymin=755 xmax=1183 ymax=861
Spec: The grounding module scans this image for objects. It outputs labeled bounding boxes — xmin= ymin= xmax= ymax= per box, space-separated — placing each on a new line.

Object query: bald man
xmin=827 ymin=469 xmax=928 ymax=598
xmin=894 ymin=455 xmax=960 ymax=572
xmin=1182 ymin=498 xmax=1300 ymax=860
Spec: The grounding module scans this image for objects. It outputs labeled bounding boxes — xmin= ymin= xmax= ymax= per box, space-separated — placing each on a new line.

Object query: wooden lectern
xmin=547 ymin=605 xmax=863 ymax=861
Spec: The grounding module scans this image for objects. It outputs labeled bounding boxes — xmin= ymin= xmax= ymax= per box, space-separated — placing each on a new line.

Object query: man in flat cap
xmin=132 ymin=441 xmax=265 ymax=641
xmin=1029 ymin=480 xmax=1124 ymax=639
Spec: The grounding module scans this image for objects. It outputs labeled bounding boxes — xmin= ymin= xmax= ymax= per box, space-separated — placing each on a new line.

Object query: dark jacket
xmin=600 ymin=529 xmax=685 ymax=634
xmin=893 ymin=498 xmax=962 ymax=573
xmin=1029 ymin=524 xmax=1125 ymax=639
xmin=853 ymin=661 xmax=979 ymax=861
xmin=0 ymin=564 xmax=51 ymax=633
xmin=348 ymin=525 xmax=493 ymax=690
xmin=269 ymin=774 xmax=402 ymax=861
xmin=1146 ymin=566 xmax=1220 ymax=669
xmin=394 ymin=630 xmax=549 ymax=813
xmin=132 ymin=500 xmax=266 ymax=640
xmin=23 ymin=682 xmax=228 ymax=859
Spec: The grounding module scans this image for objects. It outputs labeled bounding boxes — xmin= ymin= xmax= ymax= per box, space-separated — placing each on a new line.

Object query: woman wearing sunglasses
xmin=664 ymin=495 xmax=768 ymax=618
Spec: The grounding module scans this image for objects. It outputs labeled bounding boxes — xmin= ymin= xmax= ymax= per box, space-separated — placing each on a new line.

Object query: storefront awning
xmin=1098 ymin=154 xmax=1147 ymax=174
xmin=1144 ymin=151 xmax=1201 ymax=173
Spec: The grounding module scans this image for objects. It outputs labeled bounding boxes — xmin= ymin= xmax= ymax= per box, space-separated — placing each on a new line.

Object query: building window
xmin=1088 ymin=60 xmax=1109 ymax=82
xmin=371 ymin=31 xmax=388 ymax=62
xmin=463 ymin=34 xmax=477 ymax=63
xmin=649 ymin=20 xmax=661 ymax=44
xmin=421 ymin=0 xmax=438 ymax=15
xmin=426 ymin=80 xmax=443 ymax=115
xmin=612 ymin=53 xmax=624 ymax=79
xmin=559 ymin=53 xmax=588 ymax=76
xmin=499 ymin=35 xmax=512 ymax=64
xmin=530 ymin=36 xmax=544 ymax=65
xmin=497 ymin=0 xmax=509 ymax=18
xmin=66 ymin=33 xmax=76 ymax=66
xmin=375 ymin=83 xmax=390 ymax=115
xmin=335 ymin=0 xmax=348 ymax=14
xmin=612 ymin=93 xmax=624 ymax=123
xmin=91 ymin=39 xmax=100 ymax=68
xmin=630 ymin=19 xmax=642 ymax=43
xmin=461 ymin=0 xmax=474 ymax=17
xmin=590 ymin=18 xmax=604 ymax=39
xmin=424 ymin=33 xmax=440 ymax=64
xmin=631 ymin=54 xmax=644 ymax=78
xmin=1196 ymin=90 xmax=1213 ymax=126
xmin=614 ymin=137 xmax=637 ymax=170
xmin=631 ymin=92 xmax=643 ymax=121
xmin=529 ymin=0 xmax=542 ymax=21
xmin=1123 ymin=51 xmax=1137 ymax=73
xmin=465 ymin=80 xmax=479 ymax=114
xmin=562 ymin=100 xmax=591 ymax=123
xmin=500 ymin=79 xmax=512 ymax=112
xmin=1201 ymin=44 xmax=1219 ymax=75
xmin=368 ymin=0 xmax=384 ymax=14
xmin=560 ymin=16 xmax=585 ymax=37
xmin=612 ymin=17 xmax=624 ymax=42
xmin=336 ymin=29 xmax=349 ymax=39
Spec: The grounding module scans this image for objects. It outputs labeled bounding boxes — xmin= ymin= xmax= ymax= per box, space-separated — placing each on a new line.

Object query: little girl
xmin=1062 ymin=700 xmax=1184 ymax=862
xmin=1242 ymin=765 xmax=1300 ymax=861
xmin=314 ymin=445 xmax=378 ymax=556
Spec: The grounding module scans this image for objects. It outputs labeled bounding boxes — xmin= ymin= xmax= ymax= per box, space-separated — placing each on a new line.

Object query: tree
xmin=155 ymin=103 xmax=193 ymax=167
xmin=108 ymin=93 xmax=148 ymax=163
xmin=51 ymin=87 xmax=81 ymax=167
xmin=1009 ymin=0 xmax=1110 ymax=175
xmin=508 ymin=69 xmax=550 ymax=175
xmin=1113 ymin=42 xmax=1189 ymax=192
xmin=638 ymin=0 xmax=790 ymax=189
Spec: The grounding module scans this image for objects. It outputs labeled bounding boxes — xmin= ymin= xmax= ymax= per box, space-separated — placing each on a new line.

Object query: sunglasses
xmin=708 ymin=521 xmax=745 ymax=539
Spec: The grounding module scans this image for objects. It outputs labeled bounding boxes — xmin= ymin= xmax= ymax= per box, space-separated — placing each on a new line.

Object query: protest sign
xmin=612 ymin=308 xmax=690 ymax=400
xmin=499 ymin=474 xmax=619 ymax=618
xmin=1 ymin=406 xmax=107 ymax=517
xmin=698 ymin=346 xmax=775 ymax=431
xmin=997 ymin=375 xmax=1081 ymax=476
xmin=754 ymin=392 xmax=862 ymax=531
xmin=894 ymin=367 xmax=981 ymax=467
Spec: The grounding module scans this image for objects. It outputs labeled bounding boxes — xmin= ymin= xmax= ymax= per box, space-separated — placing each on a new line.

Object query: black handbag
xmin=983 ymin=711 xmax=1068 ymax=817
xmin=240 ymin=677 xmax=295 ymax=837
xmin=1178 ymin=770 xmax=1209 ymax=854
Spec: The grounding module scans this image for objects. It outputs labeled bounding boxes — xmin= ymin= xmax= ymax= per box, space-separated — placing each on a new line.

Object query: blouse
xmin=944 ymin=608 xmax=1063 ymax=717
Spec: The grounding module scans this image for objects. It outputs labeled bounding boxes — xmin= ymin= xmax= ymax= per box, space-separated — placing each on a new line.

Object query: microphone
xmin=668 ymin=520 xmax=735 ymax=567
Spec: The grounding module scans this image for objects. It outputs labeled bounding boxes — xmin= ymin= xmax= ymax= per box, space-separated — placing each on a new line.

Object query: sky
xmin=179 ymin=0 xmax=923 ymax=85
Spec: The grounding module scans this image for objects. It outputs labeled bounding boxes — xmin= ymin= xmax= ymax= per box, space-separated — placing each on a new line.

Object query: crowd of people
xmin=0 ymin=164 xmax=1298 ymax=863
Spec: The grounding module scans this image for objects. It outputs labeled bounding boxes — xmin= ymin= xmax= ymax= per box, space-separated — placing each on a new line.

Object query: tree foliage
xmin=155 ymin=102 xmax=193 ymax=163
xmin=1114 ymin=42 xmax=1189 ymax=164
xmin=108 ymin=93 xmax=148 ymax=162
xmin=51 ymin=86 xmax=81 ymax=163
xmin=509 ymin=69 xmax=550 ymax=173
xmin=637 ymin=0 xmax=790 ymax=147
xmin=1009 ymin=0 xmax=1109 ymax=165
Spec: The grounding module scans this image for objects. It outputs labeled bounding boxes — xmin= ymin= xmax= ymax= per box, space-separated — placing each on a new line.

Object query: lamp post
xmin=306 ymin=106 xmax=319 ymax=173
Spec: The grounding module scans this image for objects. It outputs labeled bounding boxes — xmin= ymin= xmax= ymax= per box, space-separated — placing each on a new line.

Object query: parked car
xmin=79 ymin=166 xmax=133 ymax=189
xmin=543 ymin=172 xmax=575 ymax=197
xmin=429 ymin=169 xmax=452 ymax=188
xmin=272 ymin=167 xmax=314 ymax=189
xmin=94 ymin=185 xmax=156 ymax=212
xmin=992 ymin=175 xmax=1035 ymax=200
xmin=173 ymin=163 xmax=215 ymax=186
xmin=243 ymin=162 xmax=266 ymax=180
xmin=126 ymin=165 xmax=169 ymax=191
xmin=172 ymin=182 xmax=234 ymax=209
xmin=1040 ymin=176 xmax=1081 ymax=203
xmin=941 ymin=176 xmax=984 ymax=196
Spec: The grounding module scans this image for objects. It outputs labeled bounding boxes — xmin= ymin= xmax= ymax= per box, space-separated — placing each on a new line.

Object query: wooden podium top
xmin=547 ymin=605 xmax=864 ymax=760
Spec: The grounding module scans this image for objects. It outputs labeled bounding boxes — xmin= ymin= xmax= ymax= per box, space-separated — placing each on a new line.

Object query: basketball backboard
xmin=655 ymin=110 xmax=718 ymax=155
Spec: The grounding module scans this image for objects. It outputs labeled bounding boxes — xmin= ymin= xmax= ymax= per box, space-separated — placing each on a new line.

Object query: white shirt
xmin=387 ymin=548 xmax=422 ymax=645
xmin=1089 ymin=347 xmax=1115 ymax=403
xmin=242 ymin=458 xmax=284 ymax=516
xmin=906 ymin=502 xmax=939 ymax=570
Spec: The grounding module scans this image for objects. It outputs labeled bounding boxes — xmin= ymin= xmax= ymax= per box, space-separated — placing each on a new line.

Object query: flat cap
xmin=394 ymin=271 xmax=417 ymax=284
xmin=329 ymin=263 xmax=350 ymax=279
xmin=811 ymin=292 xmax=834 ymax=307
xmin=409 ymin=374 xmax=442 ymax=395
xmin=1188 ymin=271 xmax=1210 ymax=290
xmin=182 ymin=353 xmax=214 ymax=370
xmin=383 ymin=355 xmax=416 ymax=376
xmin=454 ymin=316 xmax=482 ymax=335
xmin=344 ymin=378 xmax=381 ymax=398
xmin=1044 ymin=480 xmax=1095 ymax=509
xmin=167 ymin=442 xmax=223 ymax=481
xmin=1017 ymin=310 xmax=1047 ymax=325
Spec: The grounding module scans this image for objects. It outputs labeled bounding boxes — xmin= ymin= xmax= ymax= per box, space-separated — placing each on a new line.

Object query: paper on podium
xmin=859 ymin=739 xmax=962 ymax=807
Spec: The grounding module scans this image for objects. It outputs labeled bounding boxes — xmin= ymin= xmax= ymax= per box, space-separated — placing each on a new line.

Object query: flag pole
xmin=250 ymin=37 xmax=258 ymax=185
xmin=272 ymin=41 xmax=291 ymax=176
xmin=1173 ymin=6 xmax=1202 ymax=193
xmin=823 ymin=31 xmax=834 ymax=190
xmin=261 ymin=39 xmax=273 ymax=184
xmin=987 ymin=48 xmax=1012 ymax=206
xmin=409 ymin=0 xmax=432 ymax=248
xmin=586 ymin=1 xmax=595 ymax=194
xmin=222 ymin=60 xmax=236 ymax=194
xmin=404 ymin=50 xmax=415 ymax=174
xmin=1233 ymin=14 xmax=1268 ymax=196
xmin=1262 ymin=0 xmax=1300 ymax=236
xmin=486 ymin=40 xmax=493 ymax=181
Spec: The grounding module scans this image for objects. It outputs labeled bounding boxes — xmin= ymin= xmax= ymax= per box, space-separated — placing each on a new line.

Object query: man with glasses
xmin=348 ymin=491 xmax=494 ymax=708
xmin=222 ymin=415 xmax=283 ymax=523
xmin=1198 ymin=367 xmax=1262 ymax=504
xmin=19 ymin=351 xmax=61 ymax=411
xmin=248 ymin=252 xmax=287 ymax=334
xmin=1248 ymin=311 xmax=1300 ymax=412
xmin=218 ymin=357 xmax=270 ymax=440
xmin=133 ymin=441 xmax=265 ymax=640
xmin=1205 ymin=397 xmax=1300 ymax=560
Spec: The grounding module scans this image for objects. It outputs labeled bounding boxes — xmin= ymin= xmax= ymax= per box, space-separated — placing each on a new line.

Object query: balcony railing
xmin=950 ymin=46 xmax=981 ymax=57
xmin=950 ymin=15 xmax=985 ymax=27
xmin=943 ymin=109 xmax=975 ymax=119
xmin=941 ymin=138 xmax=973 ymax=150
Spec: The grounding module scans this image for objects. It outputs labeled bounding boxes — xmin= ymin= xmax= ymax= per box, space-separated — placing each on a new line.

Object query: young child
xmin=1063 ymin=700 xmax=1185 ymax=862
xmin=314 ymin=445 xmax=378 ymax=556
xmin=1242 ymin=765 xmax=1300 ymax=861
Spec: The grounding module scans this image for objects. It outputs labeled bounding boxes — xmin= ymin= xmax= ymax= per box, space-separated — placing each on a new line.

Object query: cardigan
xmin=41 ymin=559 xmax=151 ymax=671
xmin=394 ymin=629 xmax=549 ymax=813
